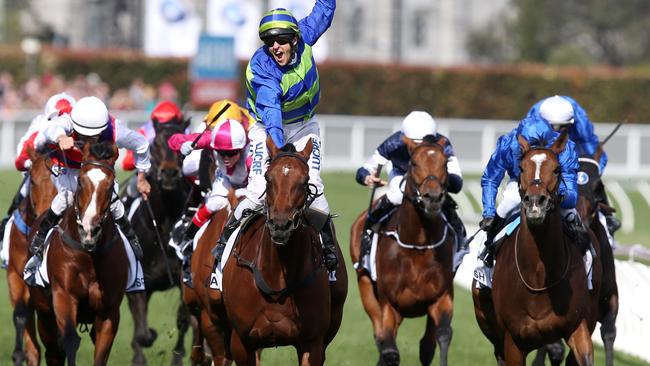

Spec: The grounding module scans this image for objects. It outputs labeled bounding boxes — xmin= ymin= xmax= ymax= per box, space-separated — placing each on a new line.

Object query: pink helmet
xmin=210 ymin=119 xmax=247 ymax=151
xmin=44 ymin=92 xmax=76 ymax=120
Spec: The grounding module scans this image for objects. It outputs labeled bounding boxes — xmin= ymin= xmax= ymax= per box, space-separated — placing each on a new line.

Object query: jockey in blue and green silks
xmin=213 ymin=0 xmax=339 ymax=272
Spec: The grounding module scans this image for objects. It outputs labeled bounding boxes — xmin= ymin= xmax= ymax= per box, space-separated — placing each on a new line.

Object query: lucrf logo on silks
xmin=252 ymin=142 xmax=265 ymax=175
xmin=311 ymin=137 xmax=321 ymax=171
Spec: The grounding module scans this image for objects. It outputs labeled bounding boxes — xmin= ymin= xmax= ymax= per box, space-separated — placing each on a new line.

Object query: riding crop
xmin=143 ymin=198 xmax=175 ymax=285
xmin=190 ymin=102 xmax=232 ymax=149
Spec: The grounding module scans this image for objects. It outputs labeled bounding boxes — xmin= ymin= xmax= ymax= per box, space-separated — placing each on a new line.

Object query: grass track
xmin=0 ymin=170 xmax=647 ymax=365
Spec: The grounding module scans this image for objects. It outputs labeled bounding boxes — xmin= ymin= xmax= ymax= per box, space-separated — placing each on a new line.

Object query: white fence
xmin=3 ymin=111 xmax=650 ymax=177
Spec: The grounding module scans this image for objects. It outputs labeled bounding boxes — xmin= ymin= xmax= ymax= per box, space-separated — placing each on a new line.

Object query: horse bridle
xmin=150 ymin=125 xmax=185 ymax=183
xmin=403 ymin=144 xmax=448 ymax=211
xmin=520 ymin=147 xmax=563 ymax=211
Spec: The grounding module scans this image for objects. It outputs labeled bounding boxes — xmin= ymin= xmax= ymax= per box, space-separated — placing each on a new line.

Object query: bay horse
xmin=30 ymin=141 xmax=127 ymax=365
xmin=221 ymin=138 xmax=348 ymax=365
xmin=472 ymin=131 xmax=596 ymax=366
xmin=350 ymin=135 xmax=456 ymax=366
xmin=125 ymin=119 xmax=196 ymax=366
xmin=6 ymin=146 xmax=56 ymax=365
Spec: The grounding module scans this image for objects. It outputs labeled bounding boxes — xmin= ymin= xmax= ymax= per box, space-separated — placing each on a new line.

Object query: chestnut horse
xmin=125 ymin=120 xmax=195 ymax=366
xmin=31 ymin=141 xmax=128 ymax=365
xmin=6 ymin=147 xmax=56 ymax=365
xmin=221 ymin=138 xmax=347 ymax=365
xmin=350 ymin=136 xmax=456 ymax=366
xmin=472 ymin=131 xmax=596 ymax=366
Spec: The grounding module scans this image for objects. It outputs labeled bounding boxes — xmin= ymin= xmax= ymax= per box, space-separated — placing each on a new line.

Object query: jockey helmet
xmin=151 ymin=100 xmax=182 ymax=124
xmin=402 ymin=111 xmax=437 ymax=141
xmin=259 ymin=8 xmax=300 ymax=40
xmin=70 ymin=96 xmax=109 ymax=137
xmin=44 ymin=92 xmax=76 ymax=120
xmin=205 ymin=99 xmax=245 ymax=129
xmin=539 ymin=95 xmax=574 ymax=126
xmin=211 ymin=119 xmax=247 ymax=151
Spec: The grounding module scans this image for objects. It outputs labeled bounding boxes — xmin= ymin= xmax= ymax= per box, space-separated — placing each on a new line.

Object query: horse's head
xmin=74 ymin=141 xmax=118 ymax=250
xmin=403 ymin=135 xmax=449 ymax=216
xmin=264 ymin=137 xmax=314 ymax=245
xmin=150 ymin=120 xmax=188 ymax=190
xmin=576 ymin=145 xmax=604 ymax=224
xmin=518 ymin=130 xmax=568 ymax=225
xmin=26 ymin=144 xmax=57 ymax=215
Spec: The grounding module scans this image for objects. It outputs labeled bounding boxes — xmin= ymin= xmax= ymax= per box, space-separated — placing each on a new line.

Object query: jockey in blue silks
xmin=213 ymin=0 xmax=339 ymax=272
xmin=354 ymin=111 xmax=466 ymax=267
xmin=478 ymin=116 xmax=588 ymax=267
xmin=528 ymin=95 xmax=620 ymax=233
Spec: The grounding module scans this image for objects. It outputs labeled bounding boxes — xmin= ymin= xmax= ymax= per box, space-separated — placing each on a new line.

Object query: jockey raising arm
xmin=478 ymin=117 xmax=582 ymax=266
xmin=215 ymin=0 xmax=338 ymax=272
xmin=354 ymin=111 xmax=466 ymax=265
xmin=27 ymin=97 xmax=149 ymax=269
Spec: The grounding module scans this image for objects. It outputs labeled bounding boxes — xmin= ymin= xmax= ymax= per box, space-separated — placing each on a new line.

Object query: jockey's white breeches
xmin=385 ymin=171 xmax=406 ymax=205
xmin=50 ymin=166 xmax=124 ymax=219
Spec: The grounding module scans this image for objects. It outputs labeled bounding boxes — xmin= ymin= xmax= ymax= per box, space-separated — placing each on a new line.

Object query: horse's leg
xmin=23 ymin=305 xmax=40 ymax=366
xmin=52 ymin=290 xmax=81 ymax=366
xmin=7 ymin=267 xmax=29 ymax=366
xmin=37 ymin=310 xmax=65 ymax=366
xmin=171 ymin=299 xmax=190 ymax=366
xmin=92 ymin=310 xmax=120 ymax=366
xmin=358 ymin=275 xmax=383 ymax=335
xmin=200 ymin=309 xmax=233 ymax=365
xmin=600 ymin=294 xmax=618 ymax=366
xmin=127 ymin=291 xmax=156 ymax=366
xmin=565 ymin=320 xmax=594 ymax=366
xmin=230 ymin=331 xmax=255 ymax=366
xmin=376 ymin=303 xmax=402 ymax=366
xmin=428 ymin=293 xmax=453 ymax=366
xmin=503 ymin=332 xmax=525 ymax=366
xmin=531 ymin=347 xmax=547 ymax=366
xmin=296 ymin=337 xmax=325 ymax=366
xmin=419 ymin=315 xmax=437 ymax=366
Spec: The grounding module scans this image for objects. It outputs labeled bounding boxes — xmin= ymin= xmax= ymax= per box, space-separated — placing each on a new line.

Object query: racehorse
xmin=124 ymin=119 xmax=196 ymax=366
xmin=350 ymin=135 xmax=457 ymax=366
xmin=30 ymin=141 xmax=127 ymax=365
xmin=472 ymin=131 xmax=596 ymax=366
xmin=532 ymin=147 xmax=618 ymax=366
xmin=6 ymin=146 xmax=56 ymax=365
xmin=221 ymin=138 xmax=347 ymax=365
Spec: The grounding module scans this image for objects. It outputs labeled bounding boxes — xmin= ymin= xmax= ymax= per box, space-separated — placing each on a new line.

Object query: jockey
xmin=121 ymin=100 xmax=185 ymax=171
xmin=0 ymin=92 xmax=75 ymax=267
xmin=25 ymin=96 xmax=151 ymax=274
xmin=528 ymin=95 xmax=621 ymax=234
xmin=168 ymin=119 xmax=250 ymax=285
xmin=478 ymin=117 xmax=585 ymax=267
xmin=355 ymin=111 xmax=465 ymax=267
xmin=213 ymin=1 xmax=338 ymax=272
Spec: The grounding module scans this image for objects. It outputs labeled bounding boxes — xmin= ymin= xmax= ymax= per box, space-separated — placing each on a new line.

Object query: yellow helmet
xmin=205 ymin=99 xmax=245 ymax=129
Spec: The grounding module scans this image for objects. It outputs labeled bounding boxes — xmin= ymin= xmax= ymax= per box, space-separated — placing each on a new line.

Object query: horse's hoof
xmin=136 ymin=328 xmax=158 ymax=347
xmin=381 ymin=349 xmax=400 ymax=366
xmin=12 ymin=350 xmax=25 ymax=366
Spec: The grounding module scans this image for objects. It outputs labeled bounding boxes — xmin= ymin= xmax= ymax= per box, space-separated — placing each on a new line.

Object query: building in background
xmin=10 ymin=0 xmax=507 ymax=65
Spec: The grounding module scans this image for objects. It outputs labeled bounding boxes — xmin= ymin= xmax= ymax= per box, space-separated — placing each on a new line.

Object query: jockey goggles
xmin=217 ymin=149 xmax=241 ymax=158
xmin=263 ymin=35 xmax=293 ymax=48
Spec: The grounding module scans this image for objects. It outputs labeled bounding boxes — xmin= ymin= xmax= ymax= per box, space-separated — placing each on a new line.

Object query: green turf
xmin=0 ymin=170 xmax=647 ymax=365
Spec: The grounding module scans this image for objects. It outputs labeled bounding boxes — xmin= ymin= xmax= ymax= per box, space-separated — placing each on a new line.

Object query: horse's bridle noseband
xmin=520 ymin=147 xmax=563 ymax=211
xmin=403 ymin=144 xmax=448 ymax=211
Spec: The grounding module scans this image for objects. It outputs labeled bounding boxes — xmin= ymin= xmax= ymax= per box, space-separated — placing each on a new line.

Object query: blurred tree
xmin=466 ymin=0 xmax=650 ymax=66
xmin=2 ymin=0 xmax=27 ymax=44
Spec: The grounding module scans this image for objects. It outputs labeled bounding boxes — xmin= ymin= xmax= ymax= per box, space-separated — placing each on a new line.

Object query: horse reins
xmin=513 ymin=227 xmax=571 ymax=292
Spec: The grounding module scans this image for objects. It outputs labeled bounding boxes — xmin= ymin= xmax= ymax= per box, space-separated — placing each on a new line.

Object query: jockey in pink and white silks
xmin=24 ymin=96 xmax=151 ymax=275
xmin=168 ymin=119 xmax=251 ymax=285
xmin=213 ymin=1 xmax=339 ymax=272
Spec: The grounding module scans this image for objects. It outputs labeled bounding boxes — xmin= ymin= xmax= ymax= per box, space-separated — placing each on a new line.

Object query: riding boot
xmin=25 ymin=209 xmax=61 ymax=279
xmin=0 ymin=216 xmax=9 ymax=241
xmin=320 ymin=217 xmax=339 ymax=272
xmin=115 ymin=216 xmax=143 ymax=260
xmin=596 ymin=187 xmax=621 ymax=234
xmin=212 ymin=214 xmax=240 ymax=269
xmin=478 ymin=215 xmax=506 ymax=268
xmin=562 ymin=211 xmax=591 ymax=252
xmin=360 ymin=196 xmax=396 ymax=265
xmin=180 ymin=222 xmax=200 ymax=286
xmin=443 ymin=197 xmax=467 ymax=250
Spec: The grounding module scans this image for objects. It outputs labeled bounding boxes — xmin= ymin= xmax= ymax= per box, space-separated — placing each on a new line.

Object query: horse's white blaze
xmin=81 ymin=168 xmax=107 ymax=235
xmin=530 ymin=153 xmax=547 ymax=181
xmin=282 ymin=166 xmax=290 ymax=176
xmin=427 ymin=150 xmax=436 ymax=156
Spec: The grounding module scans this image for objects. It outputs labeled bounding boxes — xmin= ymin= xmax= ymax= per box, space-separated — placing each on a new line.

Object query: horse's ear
xmin=299 ymin=138 xmax=313 ymax=161
xmin=266 ymin=135 xmax=280 ymax=159
xmin=436 ymin=136 xmax=448 ymax=150
xmin=26 ymin=143 xmax=37 ymax=162
xmin=109 ymin=144 xmax=119 ymax=166
xmin=594 ymin=142 xmax=603 ymax=162
xmin=517 ymin=134 xmax=530 ymax=156
xmin=82 ymin=140 xmax=92 ymax=159
xmin=402 ymin=135 xmax=418 ymax=154
xmin=551 ymin=129 xmax=569 ymax=154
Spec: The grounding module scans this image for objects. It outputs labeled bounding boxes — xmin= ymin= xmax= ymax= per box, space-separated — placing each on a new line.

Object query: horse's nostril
xmin=538 ymin=195 xmax=546 ymax=205
xmin=524 ymin=196 xmax=530 ymax=203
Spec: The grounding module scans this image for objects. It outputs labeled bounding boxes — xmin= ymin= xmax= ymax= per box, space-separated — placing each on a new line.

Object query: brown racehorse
xmin=350 ymin=136 xmax=456 ymax=366
xmin=31 ymin=141 xmax=128 ymax=365
xmin=6 ymin=146 xmax=56 ymax=365
xmin=472 ymin=131 xmax=596 ymax=366
xmin=221 ymin=138 xmax=347 ymax=365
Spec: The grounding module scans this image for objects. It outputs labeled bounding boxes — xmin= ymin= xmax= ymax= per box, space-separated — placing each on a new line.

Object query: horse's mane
xmin=89 ymin=141 xmax=116 ymax=160
xmin=280 ymin=143 xmax=297 ymax=153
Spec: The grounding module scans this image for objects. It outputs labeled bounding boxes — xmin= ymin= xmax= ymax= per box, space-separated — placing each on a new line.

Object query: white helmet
xmin=44 ymin=92 xmax=76 ymax=120
xmin=401 ymin=111 xmax=437 ymax=141
xmin=210 ymin=119 xmax=247 ymax=151
xmin=539 ymin=95 xmax=574 ymax=125
xmin=70 ymin=96 xmax=109 ymax=136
